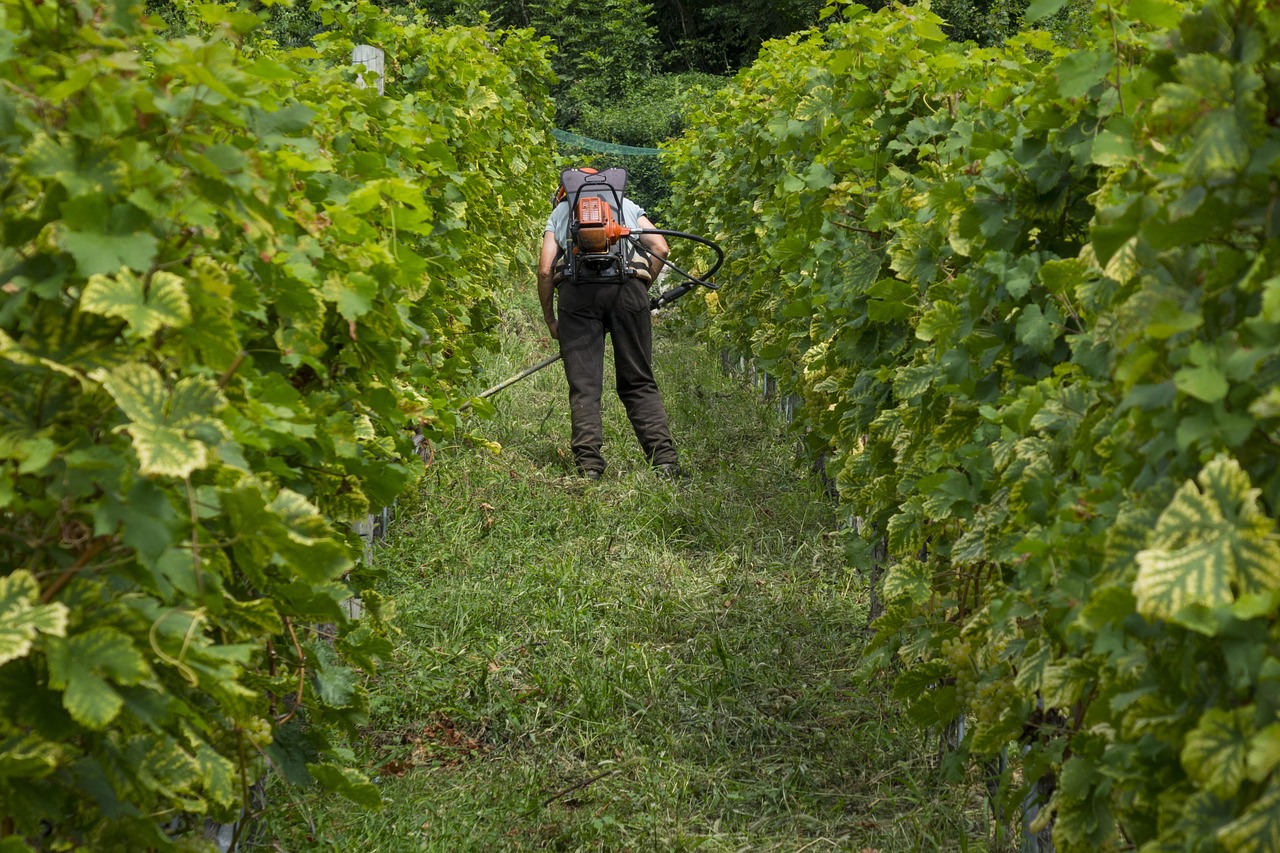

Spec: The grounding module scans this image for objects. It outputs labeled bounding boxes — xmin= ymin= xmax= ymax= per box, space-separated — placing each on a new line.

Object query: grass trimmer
xmin=474 ymin=230 xmax=724 ymax=402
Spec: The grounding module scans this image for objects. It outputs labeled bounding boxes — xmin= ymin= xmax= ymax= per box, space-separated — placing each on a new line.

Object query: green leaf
xmin=1134 ymin=456 xmax=1280 ymax=631
xmin=867 ymin=277 xmax=915 ymax=321
xmin=1024 ymin=0 xmax=1068 ymax=23
xmin=321 ymin=271 xmax=378 ymax=321
xmin=59 ymin=229 xmax=159 ymax=277
xmin=80 ymin=269 xmax=191 ymax=337
xmin=882 ymin=558 xmax=931 ymax=605
xmin=1016 ymin=304 xmax=1056 ymax=354
xmin=1056 ymin=48 xmax=1113 ymax=99
xmin=0 ymin=734 xmax=62 ymax=780
xmin=0 ymin=570 xmax=70 ymax=667
xmin=1175 ymin=363 xmax=1229 ymax=403
xmin=97 ymin=364 xmax=227 ymax=478
xmin=892 ymin=660 xmax=950 ymax=702
xmin=46 ymin=627 xmax=150 ymax=730
xmin=194 ymin=741 xmax=239 ymax=810
xmin=13 ymin=437 xmax=56 ymax=475
xmin=1182 ymin=708 xmax=1252 ymax=798
xmin=310 ymin=640 xmax=359 ymax=709
xmin=1091 ymin=129 xmax=1135 ymax=167
xmin=307 ymin=763 xmax=382 ymax=809
xmin=1128 ymin=0 xmax=1184 ymax=27
xmin=1218 ymin=784 xmax=1280 ymax=853
xmin=1144 ymin=301 xmax=1203 ymax=339
xmin=254 ymin=101 xmax=316 ymax=136
xmin=1038 ymin=258 xmax=1089 ymax=297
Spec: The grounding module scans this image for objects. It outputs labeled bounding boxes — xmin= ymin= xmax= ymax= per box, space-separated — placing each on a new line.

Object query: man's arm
xmin=537 ymin=230 xmax=560 ymax=340
xmin=636 ymin=215 xmax=669 ymax=282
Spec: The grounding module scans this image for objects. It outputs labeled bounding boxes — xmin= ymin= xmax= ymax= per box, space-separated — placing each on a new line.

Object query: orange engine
xmin=575 ymin=196 xmax=630 ymax=253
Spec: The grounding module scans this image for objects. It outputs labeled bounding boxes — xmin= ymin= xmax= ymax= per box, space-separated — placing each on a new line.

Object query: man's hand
xmin=545 ymin=315 xmax=559 ymax=341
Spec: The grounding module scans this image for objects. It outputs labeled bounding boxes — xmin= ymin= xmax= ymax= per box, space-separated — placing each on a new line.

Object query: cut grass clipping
xmin=256 ymin=296 xmax=996 ymax=852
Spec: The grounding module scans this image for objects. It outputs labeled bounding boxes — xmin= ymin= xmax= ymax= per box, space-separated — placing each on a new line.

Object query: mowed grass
xmin=255 ymin=296 xmax=992 ymax=852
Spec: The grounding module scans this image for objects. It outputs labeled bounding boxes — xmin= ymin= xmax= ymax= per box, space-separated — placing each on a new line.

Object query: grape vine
xmin=666 ymin=0 xmax=1280 ymax=848
xmin=0 ymin=0 xmax=555 ymax=848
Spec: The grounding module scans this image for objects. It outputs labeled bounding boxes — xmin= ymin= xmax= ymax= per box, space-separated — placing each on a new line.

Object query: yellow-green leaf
xmin=97 ymin=364 xmax=227 ymax=478
xmin=1175 ymin=363 xmax=1229 ymax=403
xmin=135 ymin=737 xmax=201 ymax=797
xmin=80 ymin=268 xmax=191 ymax=337
xmin=1134 ymin=456 xmax=1280 ymax=631
xmin=882 ymin=557 xmax=931 ymax=605
xmin=46 ymin=627 xmax=151 ymax=730
xmin=1248 ymin=725 xmax=1280 ymax=783
xmin=0 ymin=734 xmax=63 ymax=780
xmin=1128 ymin=0 xmax=1184 ymax=28
xmin=194 ymin=741 xmax=239 ymax=810
xmin=1134 ymin=537 xmax=1234 ymax=627
xmin=1218 ymin=784 xmax=1280 ymax=853
xmin=0 ymin=570 xmax=70 ymax=668
xmin=1182 ymin=707 xmax=1252 ymax=798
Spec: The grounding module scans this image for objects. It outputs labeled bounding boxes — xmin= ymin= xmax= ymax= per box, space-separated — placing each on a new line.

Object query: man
xmin=537 ymin=168 xmax=682 ymax=480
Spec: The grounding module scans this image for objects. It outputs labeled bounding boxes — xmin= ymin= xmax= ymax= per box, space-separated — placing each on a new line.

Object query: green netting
xmin=552 ymin=129 xmax=663 ymax=157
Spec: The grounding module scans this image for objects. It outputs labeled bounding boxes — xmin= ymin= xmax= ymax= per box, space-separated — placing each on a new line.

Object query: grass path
xmin=258 ymin=299 xmax=989 ymax=852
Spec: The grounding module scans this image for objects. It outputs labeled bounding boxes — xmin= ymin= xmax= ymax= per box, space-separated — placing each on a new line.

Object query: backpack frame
xmin=557 ymin=167 xmax=639 ymax=285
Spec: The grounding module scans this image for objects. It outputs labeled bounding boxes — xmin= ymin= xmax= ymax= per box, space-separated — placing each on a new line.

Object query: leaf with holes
xmin=307 ymin=762 xmax=382 ymax=809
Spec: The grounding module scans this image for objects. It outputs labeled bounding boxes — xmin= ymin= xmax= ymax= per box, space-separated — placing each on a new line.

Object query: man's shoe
xmin=581 ymin=468 xmax=604 ymax=481
xmin=655 ymin=463 xmax=686 ymax=479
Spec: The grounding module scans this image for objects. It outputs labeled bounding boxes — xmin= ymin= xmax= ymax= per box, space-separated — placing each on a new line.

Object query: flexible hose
xmin=628 ymin=229 xmax=724 ymax=288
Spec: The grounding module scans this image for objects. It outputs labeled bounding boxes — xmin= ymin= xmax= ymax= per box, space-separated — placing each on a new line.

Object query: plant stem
xmin=40 ymin=537 xmax=109 ymax=603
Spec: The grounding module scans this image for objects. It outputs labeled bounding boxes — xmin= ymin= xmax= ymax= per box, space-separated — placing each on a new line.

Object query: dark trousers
xmin=557 ymin=276 xmax=678 ymax=473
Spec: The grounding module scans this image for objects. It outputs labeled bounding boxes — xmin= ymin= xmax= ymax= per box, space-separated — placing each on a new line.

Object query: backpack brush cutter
xmin=474 ymin=171 xmax=724 ymax=403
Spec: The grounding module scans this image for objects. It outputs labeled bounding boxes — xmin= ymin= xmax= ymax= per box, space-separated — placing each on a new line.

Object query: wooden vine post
xmin=351 ymin=44 xmax=386 ymax=95
xmin=347 ymin=43 xmax=388 ymax=619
